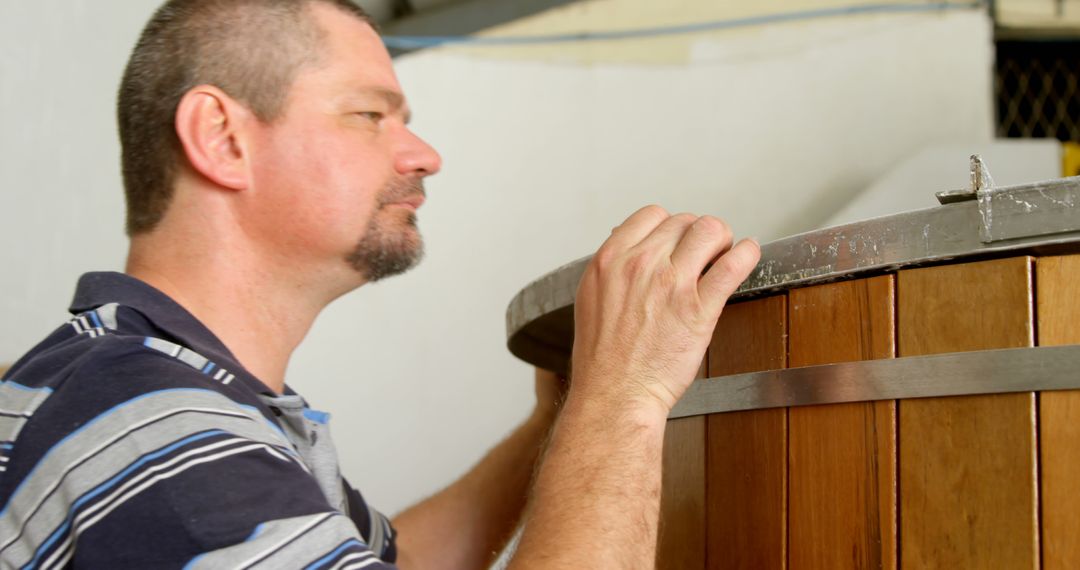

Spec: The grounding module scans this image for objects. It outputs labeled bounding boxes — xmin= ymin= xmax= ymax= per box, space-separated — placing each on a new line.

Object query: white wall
xmin=823 ymin=140 xmax=1062 ymax=227
xmin=1 ymin=1 xmax=151 ymax=344
xmin=2 ymin=2 xmax=995 ymax=517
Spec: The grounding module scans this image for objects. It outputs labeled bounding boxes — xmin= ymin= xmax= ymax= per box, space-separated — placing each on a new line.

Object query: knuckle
xmin=592 ymin=244 xmax=617 ymax=272
xmin=696 ymin=215 xmax=731 ymax=241
xmin=671 ymin=213 xmax=698 ymax=227
xmin=622 ymin=250 xmax=655 ymax=278
xmin=696 ymin=215 xmax=727 ymax=233
xmin=714 ymin=253 xmax=742 ymax=277
xmin=713 ymin=247 xmax=758 ymax=285
xmin=642 ymin=204 xmax=668 ymax=216
xmin=639 ymin=204 xmax=669 ymax=221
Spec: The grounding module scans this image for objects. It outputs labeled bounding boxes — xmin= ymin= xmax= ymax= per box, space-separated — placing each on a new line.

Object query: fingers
xmin=669 ymin=215 xmax=734 ymax=277
xmin=591 ymin=204 xmax=759 ymax=315
xmin=632 ymin=213 xmax=701 ymax=260
xmin=599 ymin=205 xmax=670 ymax=253
xmin=698 ymin=238 xmax=761 ymax=313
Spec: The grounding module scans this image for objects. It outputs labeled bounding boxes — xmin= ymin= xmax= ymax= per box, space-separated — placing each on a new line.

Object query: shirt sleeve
xmin=344 ymin=481 xmax=399 ymax=564
xmin=182 ymin=512 xmax=395 ymax=570
xmin=0 ymin=353 xmax=397 ymax=569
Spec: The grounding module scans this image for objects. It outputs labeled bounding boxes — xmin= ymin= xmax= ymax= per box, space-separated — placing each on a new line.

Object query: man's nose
xmin=395 ymin=129 xmax=442 ymax=178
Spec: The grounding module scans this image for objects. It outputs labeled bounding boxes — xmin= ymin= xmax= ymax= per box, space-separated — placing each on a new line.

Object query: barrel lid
xmin=507 ymin=171 xmax=1080 ymax=372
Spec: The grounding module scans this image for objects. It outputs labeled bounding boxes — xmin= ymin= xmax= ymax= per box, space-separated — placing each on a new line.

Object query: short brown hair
xmin=117 ymin=0 xmax=374 ymax=235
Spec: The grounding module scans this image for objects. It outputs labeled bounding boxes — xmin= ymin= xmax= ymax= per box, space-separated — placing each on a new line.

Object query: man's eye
xmin=356 ymin=111 xmax=383 ymax=122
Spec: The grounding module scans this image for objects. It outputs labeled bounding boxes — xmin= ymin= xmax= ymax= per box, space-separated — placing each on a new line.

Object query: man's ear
xmin=174 ymin=85 xmax=253 ymax=191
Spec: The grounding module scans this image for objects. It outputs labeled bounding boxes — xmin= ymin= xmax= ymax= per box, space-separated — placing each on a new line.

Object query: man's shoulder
xmin=12 ymin=332 xmax=256 ymax=412
xmin=5 ymin=304 xmax=256 ymax=407
xmin=0 ymin=326 xmax=350 ymax=569
xmin=0 ymin=314 xmax=283 ymax=495
xmin=4 ymin=318 xmax=274 ymax=435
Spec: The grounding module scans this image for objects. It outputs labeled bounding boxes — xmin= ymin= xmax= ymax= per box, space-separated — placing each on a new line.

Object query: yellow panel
xmin=1063 ymin=142 xmax=1080 ymax=177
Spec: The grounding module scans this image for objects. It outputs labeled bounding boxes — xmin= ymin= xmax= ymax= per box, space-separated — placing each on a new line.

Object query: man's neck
xmin=125 ymin=232 xmax=351 ymax=394
xmin=123 ymin=175 xmax=372 ymax=392
xmin=125 ymin=260 xmax=308 ymax=393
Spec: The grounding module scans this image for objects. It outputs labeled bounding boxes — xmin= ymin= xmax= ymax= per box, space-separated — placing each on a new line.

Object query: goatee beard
xmin=345 ymin=179 xmax=426 ymax=282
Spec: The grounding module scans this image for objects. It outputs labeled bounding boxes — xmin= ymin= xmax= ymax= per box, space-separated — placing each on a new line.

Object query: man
xmin=0 ymin=0 xmax=759 ymax=567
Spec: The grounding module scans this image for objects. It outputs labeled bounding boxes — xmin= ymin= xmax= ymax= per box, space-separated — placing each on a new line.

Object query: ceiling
xmin=352 ymin=0 xmax=581 ymax=55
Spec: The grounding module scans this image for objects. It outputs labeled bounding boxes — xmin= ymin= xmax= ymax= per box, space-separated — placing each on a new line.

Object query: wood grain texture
xmin=788 ymin=276 xmax=896 ymax=570
xmin=1037 ymin=254 xmax=1080 ymax=570
xmin=657 ymin=360 xmax=708 ymax=570
xmin=706 ymin=295 xmax=787 ymax=570
xmin=658 ymin=415 xmax=707 ymax=570
xmin=898 ymin=257 xmax=1037 ymax=570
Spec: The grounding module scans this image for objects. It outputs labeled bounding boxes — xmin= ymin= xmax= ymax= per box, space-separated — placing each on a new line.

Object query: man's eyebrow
xmin=357 ymin=87 xmax=412 ymax=124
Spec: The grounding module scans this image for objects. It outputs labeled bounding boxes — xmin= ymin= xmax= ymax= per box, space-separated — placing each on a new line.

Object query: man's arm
xmin=511 ymin=207 xmax=760 ymax=568
xmin=391 ymin=368 xmax=565 ymax=569
xmin=390 ymin=207 xmax=756 ymax=570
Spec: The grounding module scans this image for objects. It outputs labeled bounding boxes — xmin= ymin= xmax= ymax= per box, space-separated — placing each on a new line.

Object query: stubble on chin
xmin=345 ymin=179 xmax=426 ymax=282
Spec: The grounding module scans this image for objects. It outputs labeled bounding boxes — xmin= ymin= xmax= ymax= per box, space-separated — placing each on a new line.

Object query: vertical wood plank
xmin=898 ymin=257 xmax=1037 ymax=570
xmin=788 ymin=276 xmax=896 ymax=570
xmin=707 ymin=295 xmax=787 ymax=570
xmin=658 ymin=360 xmax=708 ymax=570
xmin=1037 ymin=254 xmax=1080 ymax=570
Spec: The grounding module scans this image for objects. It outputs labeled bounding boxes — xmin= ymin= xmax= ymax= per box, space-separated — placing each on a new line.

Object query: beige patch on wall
xmin=437 ymin=0 xmax=979 ymax=65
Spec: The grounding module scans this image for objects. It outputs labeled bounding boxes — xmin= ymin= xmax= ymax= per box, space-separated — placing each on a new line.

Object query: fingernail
xmin=747 ymin=236 xmax=760 ymax=245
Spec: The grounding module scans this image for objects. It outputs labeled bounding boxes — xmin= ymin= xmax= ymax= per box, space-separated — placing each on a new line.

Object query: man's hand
xmin=569 ymin=205 xmax=760 ymax=414
xmin=510 ymin=206 xmax=759 ymax=569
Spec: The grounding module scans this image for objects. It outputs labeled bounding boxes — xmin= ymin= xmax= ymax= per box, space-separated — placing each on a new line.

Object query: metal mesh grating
xmin=995 ymin=41 xmax=1080 ymax=141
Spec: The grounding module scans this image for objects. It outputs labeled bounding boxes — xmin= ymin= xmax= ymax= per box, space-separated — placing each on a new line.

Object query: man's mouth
xmin=380 ymin=179 xmax=427 ymax=212
xmin=388 ymin=195 xmax=425 ymax=210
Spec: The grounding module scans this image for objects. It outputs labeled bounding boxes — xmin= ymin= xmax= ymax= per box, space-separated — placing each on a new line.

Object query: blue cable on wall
xmin=382 ymin=1 xmax=986 ymax=50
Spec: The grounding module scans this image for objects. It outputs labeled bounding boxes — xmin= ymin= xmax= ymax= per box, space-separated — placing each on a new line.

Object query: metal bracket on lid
xmin=935 ymin=155 xmax=1080 ymax=243
xmin=935 ymin=154 xmax=995 ymax=205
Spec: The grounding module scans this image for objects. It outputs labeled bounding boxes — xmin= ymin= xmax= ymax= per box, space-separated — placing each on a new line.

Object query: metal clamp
xmin=669 ymin=345 xmax=1080 ymax=419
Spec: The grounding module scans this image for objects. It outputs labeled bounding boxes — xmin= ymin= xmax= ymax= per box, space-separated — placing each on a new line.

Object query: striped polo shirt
xmin=0 ymin=272 xmax=398 ymax=569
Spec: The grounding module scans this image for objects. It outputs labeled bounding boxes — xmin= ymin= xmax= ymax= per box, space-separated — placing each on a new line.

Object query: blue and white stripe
xmin=143 ymin=337 xmax=236 ymax=385
xmin=0 ymin=383 xmax=54 ymax=474
xmin=65 ymin=304 xmax=119 ymax=339
xmin=0 ymin=389 xmax=303 ymax=568
xmin=184 ymin=512 xmax=382 ymax=570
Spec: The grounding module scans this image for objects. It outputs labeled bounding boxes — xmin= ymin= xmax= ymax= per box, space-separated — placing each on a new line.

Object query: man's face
xmin=244 ymin=3 xmax=441 ymax=285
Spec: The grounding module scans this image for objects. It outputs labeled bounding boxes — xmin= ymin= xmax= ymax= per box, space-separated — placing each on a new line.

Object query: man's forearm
xmin=503 ymin=208 xmax=758 ymax=568
xmin=393 ymin=207 xmax=757 ymax=569
xmin=509 ymin=395 xmax=668 ymax=569
xmin=392 ymin=409 xmax=556 ymax=569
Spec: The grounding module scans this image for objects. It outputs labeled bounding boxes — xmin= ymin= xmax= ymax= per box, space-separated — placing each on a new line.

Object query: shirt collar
xmin=69 ymin=271 xmax=278 ymax=396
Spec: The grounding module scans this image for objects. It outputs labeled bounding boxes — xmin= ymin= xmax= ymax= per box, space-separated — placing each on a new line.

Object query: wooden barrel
xmin=506 ymin=174 xmax=1080 ymax=569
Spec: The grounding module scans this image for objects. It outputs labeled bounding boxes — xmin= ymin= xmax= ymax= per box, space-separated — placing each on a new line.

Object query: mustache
xmin=378 ymin=178 xmax=426 ymax=208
